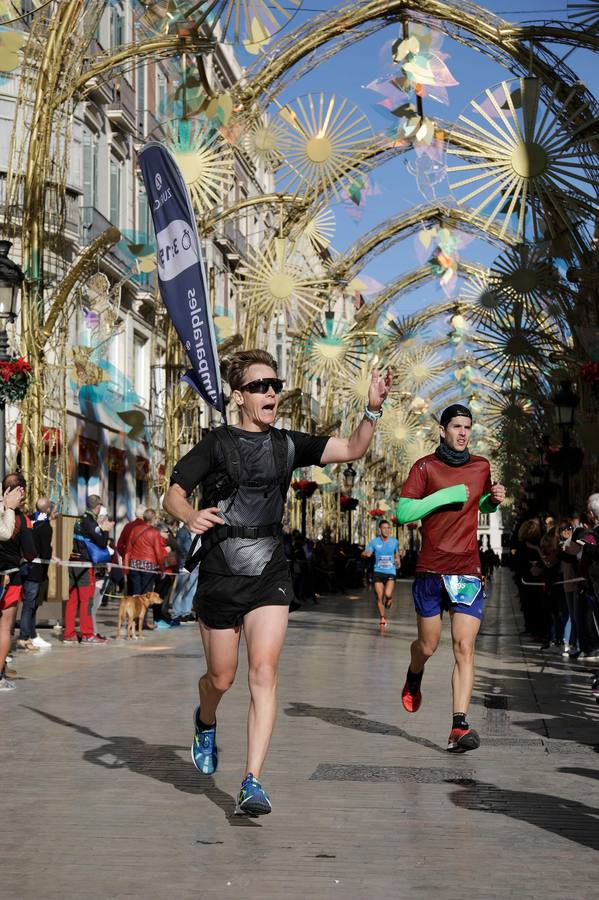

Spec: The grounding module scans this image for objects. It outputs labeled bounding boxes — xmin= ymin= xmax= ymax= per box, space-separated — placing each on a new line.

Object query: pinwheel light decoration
xmin=276 ymin=93 xmax=373 ymax=202
xmin=391 ymin=25 xmax=459 ymax=105
xmin=447 ymin=77 xmax=599 ymax=240
xmin=238 ymin=238 xmax=325 ymax=327
xmin=164 ymin=119 xmax=234 ymax=212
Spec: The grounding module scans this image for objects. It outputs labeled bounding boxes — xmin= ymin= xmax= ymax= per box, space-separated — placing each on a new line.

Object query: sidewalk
xmin=1 ymin=571 xmax=598 ymax=899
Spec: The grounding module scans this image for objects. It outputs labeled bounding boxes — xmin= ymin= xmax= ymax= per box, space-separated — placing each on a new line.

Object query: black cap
xmin=440 ymin=404 xmax=472 ymax=428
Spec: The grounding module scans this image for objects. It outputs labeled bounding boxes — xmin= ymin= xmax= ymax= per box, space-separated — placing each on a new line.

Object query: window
xmin=156 ymin=71 xmax=168 ymax=118
xmin=137 ymin=179 xmax=150 ymax=236
xmin=134 ymin=333 xmax=148 ymax=404
xmin=82 ymin=129 xmax=98 ymax=211
xmin=478 ymin=513 xmax=490 ymax=529
xmin=110 ymin=4 xmax=124 ymax=48
xmin=110 ymin=158 xmax=121 ymax=227
xmin=136 ymin=64 xmax=146 ymax=135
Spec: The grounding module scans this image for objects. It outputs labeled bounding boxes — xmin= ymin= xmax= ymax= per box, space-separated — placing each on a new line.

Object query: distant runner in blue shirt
xmin=362 ymin=520 xmax=401 ymax=628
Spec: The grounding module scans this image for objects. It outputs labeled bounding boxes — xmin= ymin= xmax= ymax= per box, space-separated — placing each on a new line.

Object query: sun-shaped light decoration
xmin=460 ymin=270 xmax=506 ymax=328
xmin=482 ymin=390 xmax=535 ymax=431
xmin=380 ymin=313 xmax=427 ymax=359
xmin=275 ymin=93 xmax=373 ymax=202
xmin=394 ymin=347 xmax=446 ymax=392
xmin=244 ymin=115 xmax=287 ymax=170
xmin=297 ymin=208 xmax=336 ymax=253
xmin=487 ymin=242 xmax=558 ymax=317
xmin=447 ymin=77 xmax=599 ymax=241
xmin=473 ymin=307 xmax=562 ymax=388
xmin=165 ymin=120 xmax=234 ymax=213
xmin=302 ymin=311 xmax=367 ymax=380
xmin=378 ymin=406 xmax=421 ymax=451
xmin=568 ymin=0 xmax=599 ymax=27
xmin=133 ymin=0 xmax=301 ymax=46
xmin=238 ymin=238 xmax=325 ymax=327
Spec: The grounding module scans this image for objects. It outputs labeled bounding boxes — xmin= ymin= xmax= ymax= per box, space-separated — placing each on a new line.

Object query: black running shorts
xmin=374 ymin=573 xmax=396 ymax=585
xmin=194 ymin=556 xmax=294 ymax=629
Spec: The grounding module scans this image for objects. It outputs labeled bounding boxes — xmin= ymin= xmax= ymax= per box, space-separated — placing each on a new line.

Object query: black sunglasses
xmin=240 ymin=377 xmax=285 ymax=395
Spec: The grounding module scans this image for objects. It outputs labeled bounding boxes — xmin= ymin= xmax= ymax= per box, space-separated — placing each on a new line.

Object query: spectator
xmin=123 ymin=508 xmax=164 ymax=628
xmin=572 ymin=494 xmax=599 ymax=660
xmin=514 ymin=518 xmax=543 ymax=638
xmin=153 ymin=521 xmax=180 ymax=627
xmin=170 ymin=524 xmax=198 ymax=622
xmin=18 ymin=497 xmax=54 ymax=651
xmin=117 ymin=505 xmax=145 ymax=593
xmin=558 ymin=522 xmax=579 ymax=657
xmin=0 ymin=474 xmax=36 ymax=690
xmin=65 ymin=494 xmax=113 ymax=645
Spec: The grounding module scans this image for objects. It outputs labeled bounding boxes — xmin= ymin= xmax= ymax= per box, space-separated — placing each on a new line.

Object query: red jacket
xmin=117 ymin=517 xmax=143 ymax=558
xmin=124 ymin=521 xmax=164 ymax=570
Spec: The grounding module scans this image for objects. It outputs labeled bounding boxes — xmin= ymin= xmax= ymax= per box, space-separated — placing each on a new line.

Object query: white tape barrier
xmin=0 ymin=557 xmax=192 ymax=578
xmin=520 ymin=577 xmax=586 ymax=587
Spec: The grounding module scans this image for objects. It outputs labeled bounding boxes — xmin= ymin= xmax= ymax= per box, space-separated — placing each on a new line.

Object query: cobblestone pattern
xmin=1 ymin=572 xmax=598 ymax=899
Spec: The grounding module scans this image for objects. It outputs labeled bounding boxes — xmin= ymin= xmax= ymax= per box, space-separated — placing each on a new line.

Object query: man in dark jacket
xmin=0 ymin=473 xmax=36 ymax=690
xmin=65 ymin=494 xmax=113 ymax=645
xmin=18 ymin=497 xmax=54 ymax=650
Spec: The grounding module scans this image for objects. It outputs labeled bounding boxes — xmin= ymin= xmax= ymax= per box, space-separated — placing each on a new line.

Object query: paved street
xmin=2 ymin=571 xmax=598 ymax=900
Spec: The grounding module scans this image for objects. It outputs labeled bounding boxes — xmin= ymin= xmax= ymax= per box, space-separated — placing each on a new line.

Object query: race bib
xmin=378 ymin=555 xmax=393 ymax=570
xmin=442 ymin=575 xmax=483 ymax=607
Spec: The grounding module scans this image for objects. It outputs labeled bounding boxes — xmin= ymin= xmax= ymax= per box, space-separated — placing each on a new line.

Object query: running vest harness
xmin=185 ymin=426 xmax=290 ymax=572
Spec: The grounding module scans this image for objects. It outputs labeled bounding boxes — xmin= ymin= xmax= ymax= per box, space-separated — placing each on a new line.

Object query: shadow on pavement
xmin=447 ymin=778 xmax=599 ymax=852
xmin=285 ymin=701 xmax=446 ymax=754
xmin=22 ymin=706 xmax=259 ymax=827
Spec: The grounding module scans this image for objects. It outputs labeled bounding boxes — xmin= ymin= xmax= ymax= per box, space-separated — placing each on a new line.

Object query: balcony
xmin=106 ymin=76 xmax=136 ymax=135
xmin=214 ymin=219 xmax=248 ymax=266
xmin=80 ymin=206 xmax=130 ymax=272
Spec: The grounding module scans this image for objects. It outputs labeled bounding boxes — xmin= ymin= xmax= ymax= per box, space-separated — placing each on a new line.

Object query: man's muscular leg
xmin=450 ymin=612 xmax=480 ymax=715
xmin=410 ymin=614 xmax=442 ymax=673
xmin=374 ymin=582 xmax=386 ymax=619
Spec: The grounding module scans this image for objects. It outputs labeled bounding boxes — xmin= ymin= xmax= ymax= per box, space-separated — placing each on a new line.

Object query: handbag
xmin=75 ymin=534 xmax=111 ymax=566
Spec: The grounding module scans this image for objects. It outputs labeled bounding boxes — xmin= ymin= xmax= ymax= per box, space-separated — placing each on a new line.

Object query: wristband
xmin=364 ymin=405 xmax=383 ymax=422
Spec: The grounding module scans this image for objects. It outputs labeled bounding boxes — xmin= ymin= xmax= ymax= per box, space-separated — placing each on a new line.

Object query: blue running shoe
xmin=190 ymin=707 xmax=218 ymax=775
xmin=235 ymin=773 xmax=272 ymax=817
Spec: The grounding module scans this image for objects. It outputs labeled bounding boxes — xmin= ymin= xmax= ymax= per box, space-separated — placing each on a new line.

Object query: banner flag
xmin=138 ymin=142 xmax=225 ymax=416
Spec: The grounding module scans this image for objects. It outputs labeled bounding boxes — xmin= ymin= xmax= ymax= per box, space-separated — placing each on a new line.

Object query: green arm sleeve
xmin=479 ymin=492 xmax=499 ymax=514
xmin=395 ymin=484 xmax=468 ymax=525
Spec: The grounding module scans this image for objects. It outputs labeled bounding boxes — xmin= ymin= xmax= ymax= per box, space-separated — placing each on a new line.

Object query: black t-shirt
xmin=170 ymin=426 xmax=329 ymax=577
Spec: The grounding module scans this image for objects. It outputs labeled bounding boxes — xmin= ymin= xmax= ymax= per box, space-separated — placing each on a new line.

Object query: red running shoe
xmin=401 ymin=680 xmax=422 ymax=713
xmin=447 ymin=727 xmax=480 ymax=753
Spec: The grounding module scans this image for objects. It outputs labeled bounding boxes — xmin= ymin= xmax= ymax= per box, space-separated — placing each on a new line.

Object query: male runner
xmin=395 ymin=404 xmax=505 ymax=752
xmin=363 ymin=520 xmax=401 ymax=627
xmin=164 ymin=349 xmax=391 ymax=816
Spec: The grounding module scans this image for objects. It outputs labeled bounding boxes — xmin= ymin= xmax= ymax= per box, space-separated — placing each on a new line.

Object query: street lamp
xmin=551 ymin=379 xmax=579 ymax=512
xmin=373 ymin=481 xmax=385 ymax=503
xmin=0 ymin=240 xmax=24 ymax=482
xmin=552 ymin=380 xmax=578 ymax=430
xmin=342 ymin=464 xmax=357 ymax=541
xmin=343 ymin=462 xmax=357 ymax=491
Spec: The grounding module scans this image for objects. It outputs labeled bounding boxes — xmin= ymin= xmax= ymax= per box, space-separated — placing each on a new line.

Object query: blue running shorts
xmin=412 ymin=573 xmax=485 ymax=620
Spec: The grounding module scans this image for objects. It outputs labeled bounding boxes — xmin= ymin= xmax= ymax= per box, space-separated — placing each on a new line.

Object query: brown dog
xmin=116 ymin=592 xmax=159 ymax=640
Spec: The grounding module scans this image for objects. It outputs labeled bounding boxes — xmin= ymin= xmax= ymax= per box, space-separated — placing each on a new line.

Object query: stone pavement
xmin=2 ymin=571 xmax=598 ymax=900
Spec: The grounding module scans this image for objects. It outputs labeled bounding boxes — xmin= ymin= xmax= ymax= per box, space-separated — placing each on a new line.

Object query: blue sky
xmin=238 ymin=1 xmax=598 ymax=326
